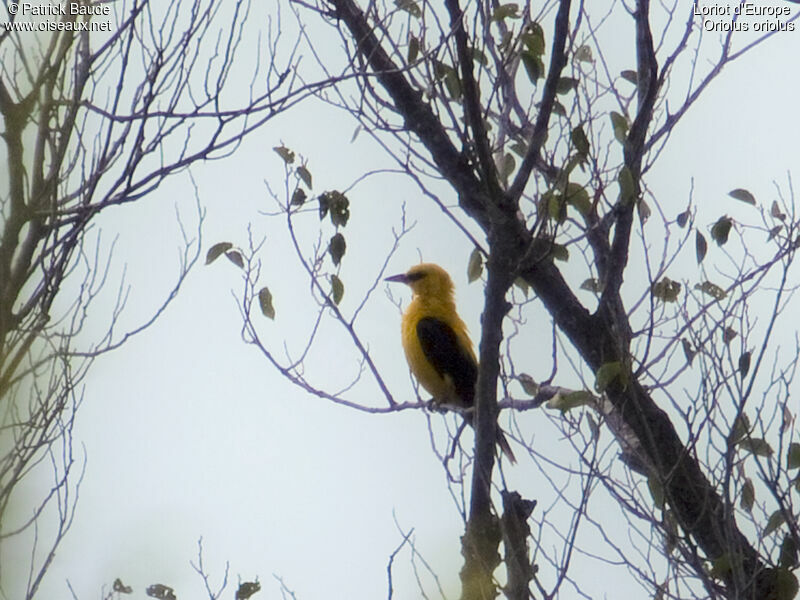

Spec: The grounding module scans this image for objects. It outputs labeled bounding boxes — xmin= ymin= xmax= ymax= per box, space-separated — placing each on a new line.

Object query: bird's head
xmin=385 ymin=263 xmax=455 ymax=300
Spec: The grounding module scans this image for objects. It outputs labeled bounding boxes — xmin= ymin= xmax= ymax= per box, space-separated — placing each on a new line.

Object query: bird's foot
xmin=425 ymin=398 xmax=448 ymax=414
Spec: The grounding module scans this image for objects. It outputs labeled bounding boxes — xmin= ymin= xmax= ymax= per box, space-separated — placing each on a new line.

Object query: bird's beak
xmin=384 ymin=273 xmax=410 ymax=284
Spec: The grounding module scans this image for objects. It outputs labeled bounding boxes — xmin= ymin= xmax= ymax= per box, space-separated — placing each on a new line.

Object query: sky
xmin=4 ymin=1 xmax=800 ymax=599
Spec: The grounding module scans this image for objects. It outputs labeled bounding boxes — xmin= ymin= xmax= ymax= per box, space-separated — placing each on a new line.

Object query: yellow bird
xmin=386 ymin=263 xmax=516 ymax=463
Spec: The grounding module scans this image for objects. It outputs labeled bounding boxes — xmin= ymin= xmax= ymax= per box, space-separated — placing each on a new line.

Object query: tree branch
xmin=460 ymin=245 xmax=512 ymax=600
xmin=507 ymin=0 xmax=572 ymax=203
xmin=600 ymin=0 xmax=659 ymax=304
xmin=444 ymin=0 xmax=502 ymax=205
xmin=327 ymin=0 xmax=490 ymax=224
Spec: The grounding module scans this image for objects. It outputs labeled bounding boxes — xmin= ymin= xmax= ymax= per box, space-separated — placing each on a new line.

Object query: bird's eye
xmin=407 ymin=272 xmax=426 ymax=282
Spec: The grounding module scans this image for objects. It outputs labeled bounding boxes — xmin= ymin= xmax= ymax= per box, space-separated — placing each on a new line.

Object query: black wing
xmin=416 ymin=317 xmax=477 ymax=406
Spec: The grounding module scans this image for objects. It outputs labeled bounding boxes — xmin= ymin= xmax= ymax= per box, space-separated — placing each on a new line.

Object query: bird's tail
xmin=496 ymin=429 xmax=517 ymax=464
xmin=463 ymin=410 xmax=517 ymax=463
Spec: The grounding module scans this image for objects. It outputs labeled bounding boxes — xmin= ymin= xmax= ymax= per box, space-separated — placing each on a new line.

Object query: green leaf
xmin=521 ymin=51 xmax=544 ymax=83
xmin=620 ymin=69 xmax=638 ymax=84
xmin=319 ymin=191 xmax=350 ymax=227
xmin=731 ymin=414 xmax=751 ymax=445
xmin=237 ymin=582 xmax=261 ymax=600
xmin=682 ymin=339 xmax=695 ymax=366
xmin=618 ymin=166 xmax=635 ymax=204
xmin=491 ymin=3 xmax=519 ymax=21
xmin=113 ymin=579 xmax=133 ymax=594
xmin=291 ymin=188 xmax=307 ymax=206
xmin=550 ymin=243 xmax=569 ymax=262
xmin=648 ymin=475 xmax=665 ymax=510
xmin=729 ymin=188 xmax=756 ymax=205
xmin=206 ymin=242 xmax=233 ymax=265
xmin=510 ymin=140 xmax=527 ymax=157
xmin=542 ymin=190 xmax=564 ymax=223
xmin=711 ymin=216 xmax=733 ymax=246
xmin=763 ymin=509 xmax=785 ymax=537
xmin=723 ymin=326 xmax=738 ymax=345
xmin=521 ymin=22 xmax=545 ymax=55
xmin=146 ymin=584 xmax=176 ymax=600
xmin=595 ymin=361 xmax=622 ymax=393
xmin=225 ymin=250 xmax=244 ymax=269
xmin=513 ymin=276 xmax=530 ymax=297
xmin=273 ymin=145 xmax=295 ymax=164
xmin=550 ymin=390 xmax=593 ymax=412
xmin=781 ymin=403 xmax=794 ymax=433
xmin=297 ymin=165 xmax=312 ymax=188
xmin=580 ymin=278 xmax=603 ymax=294
xmin=467 ymin=248 xmax=483 ymax=283
xmin=696 ymin=231 xmax=708 ymax=263
xmin=330 ymin=274 xmax=344 ymax=305
xmin=610 ymin=111 xmax=628 ymax=144
xmin=783 ymin=405 xmax=793 ymax=433
xmin=740 ymin=478 xmax=755 ymax=513
xmin=663 ymin=510 xmax=679 ymax=554
xmin=563 ymin=154 xmax=584 ymax=177
xmin=677 ymin=209 xmax=690 ymax=228
xmin=395 ymin=0 xmax=421 ymax=17
xmin=773 ymin=569 xmax=799 ymax=600
xmin=328 ymin=233 xmax=346 ymax=266
xmin=780 ymin=535 xmax=799 ymax=568
xmin=330 ymin=199 xmax=350 ymax=227
xmin=651 ymin=277 xmax=681 ymax=303
xmin=738 ymin=351 xmax=751 ymax=378
xmin=787 ymin=442 xmax=800 ymax=469
xmin=695 ymin=280 xmax=726 ymax=300
xmin=709 ymin=554 xmax=734 ymax=579
xmin=518 ymin=373 xmax=539 ymax=396
xmin=739 ymin=437 xmax=773 ymax=457
xmin=565 ymin=182 xmax=591 ymax=215
xmin=471 ymin=47 xmax=488 ymax=66
xmin=772 ymin=200 xmax=786 ymax=221
xmin=434 ymin=62 xmax=461 ymax=100
xmin=497 ymin=152 xmax=516 ymax=183
xmin=550 ymin=100 xmax=567 ymax=117
xmin=637 ymin=198 xmax=651 ymax=223
xmin=556 ymin=77 xmax=579 ymax=94
xmin=571 ymin=125 xmax=590 ymax=157
xmin=258 ymin=287 xmax=275 ymax=319
xmin=574 ymin=44 xmax=593 ymax=63
xmin=407 ymin=35 xmax=420 ymax=63
xmin=444 ymin=68 xmax=461 ymax=100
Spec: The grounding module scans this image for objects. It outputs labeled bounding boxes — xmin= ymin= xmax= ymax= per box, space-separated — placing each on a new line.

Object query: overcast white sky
xmin=5 ymin=1 xmax=800 ymax=599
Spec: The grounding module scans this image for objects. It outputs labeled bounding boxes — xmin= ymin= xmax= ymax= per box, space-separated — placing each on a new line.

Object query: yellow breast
xmin=400 ymin=297 xmax=476 ymax=405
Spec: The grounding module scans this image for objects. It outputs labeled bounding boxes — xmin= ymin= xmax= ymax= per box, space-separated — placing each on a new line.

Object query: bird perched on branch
xmin=385 ymin=262 xmax=516 ymax=463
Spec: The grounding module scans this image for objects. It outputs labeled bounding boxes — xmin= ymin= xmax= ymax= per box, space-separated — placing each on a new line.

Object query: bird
xmin=385 ymin=262 xmax=516 ymax=463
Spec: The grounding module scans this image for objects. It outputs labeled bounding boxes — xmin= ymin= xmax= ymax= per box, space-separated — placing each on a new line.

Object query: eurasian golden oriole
xmin=386 ymin=263 xmax=516 ymax=463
